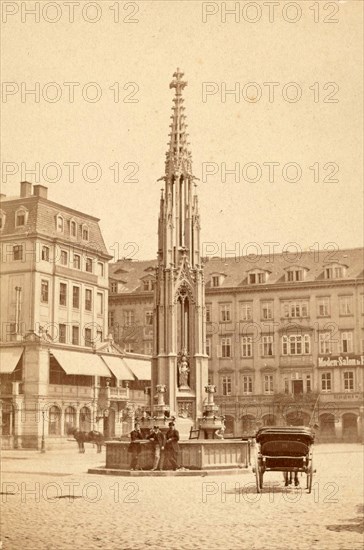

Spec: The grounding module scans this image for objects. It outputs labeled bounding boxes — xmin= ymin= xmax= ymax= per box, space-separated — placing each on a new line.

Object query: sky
xmin=1 ymin=0 xmax=363 ymax=261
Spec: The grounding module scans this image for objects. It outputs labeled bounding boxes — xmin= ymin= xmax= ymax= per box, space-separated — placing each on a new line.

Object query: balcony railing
xmin=48 ymin=385 xmax=94 ymax=398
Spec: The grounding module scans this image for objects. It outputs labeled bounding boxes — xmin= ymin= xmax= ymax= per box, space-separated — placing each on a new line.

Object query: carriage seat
xmin=260 ymin=440 xmax=309 ymax=457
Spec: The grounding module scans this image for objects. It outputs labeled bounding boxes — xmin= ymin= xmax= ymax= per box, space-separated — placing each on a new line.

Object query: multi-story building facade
xmin=109 ymin=247 xmax=364 ymax=441
xmin=0 ymin=182 xmax=150 ymax=449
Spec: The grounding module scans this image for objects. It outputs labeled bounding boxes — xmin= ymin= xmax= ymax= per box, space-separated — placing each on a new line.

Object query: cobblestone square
xmin=1 ymin=443 xmax=363 ymax=550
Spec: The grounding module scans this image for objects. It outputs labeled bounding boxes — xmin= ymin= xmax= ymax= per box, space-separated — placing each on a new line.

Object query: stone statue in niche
xmin=178 ymin=354 xmax=190 ymax=389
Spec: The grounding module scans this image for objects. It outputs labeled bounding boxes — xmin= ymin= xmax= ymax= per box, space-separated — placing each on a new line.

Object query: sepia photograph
xmin=0 ymin=1 xmax=363 ymax=549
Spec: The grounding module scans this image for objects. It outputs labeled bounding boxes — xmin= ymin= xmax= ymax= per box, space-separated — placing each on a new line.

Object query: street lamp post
xmin=40 ymin=411 xmax=46 ymax=453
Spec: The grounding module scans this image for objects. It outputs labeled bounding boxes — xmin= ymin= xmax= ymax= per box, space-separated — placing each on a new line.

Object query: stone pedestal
xmin=104 ymin=439 xmax=250 ymax=471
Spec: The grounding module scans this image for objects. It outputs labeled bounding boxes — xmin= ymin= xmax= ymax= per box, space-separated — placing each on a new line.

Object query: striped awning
xmin=100 ymin=355 xmax=135 ymax=381
xmin=0 ymin=347 xmax=24 ymax=374
xmin=123 ymin=357 xmax=151 ymax=380
xmin=51 ymin=349 xmax=112 ymax=377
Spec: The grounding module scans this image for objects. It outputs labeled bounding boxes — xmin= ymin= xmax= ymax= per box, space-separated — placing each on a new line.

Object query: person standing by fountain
xmin=165 ymin=421 xmax=180 ymax=470
xmin=128 ymin=422 xmax=143 ymax=471
xmin=147 ymin=426 xmax=165 ymax=471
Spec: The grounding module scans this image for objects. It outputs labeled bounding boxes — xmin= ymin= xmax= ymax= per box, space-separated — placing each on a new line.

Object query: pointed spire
xmin=165 ymin=68 xmax=193 ymax=177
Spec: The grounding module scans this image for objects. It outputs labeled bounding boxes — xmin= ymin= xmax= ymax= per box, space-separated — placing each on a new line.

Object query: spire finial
xmin=169 ymin=68 xmax=187 ymax=95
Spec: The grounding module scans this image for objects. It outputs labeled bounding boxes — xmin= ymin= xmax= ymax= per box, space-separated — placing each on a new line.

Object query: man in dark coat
xmin=147 ymin=425 xmax=165 ymax=470
xmin=128 ymin=422 xmax=143 ymax=470
xmin=165 ymin=421 xmax=180 ymax=470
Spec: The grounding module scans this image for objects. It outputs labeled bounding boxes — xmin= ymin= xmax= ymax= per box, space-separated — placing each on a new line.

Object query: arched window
xmin=70 ymin=219 xmax=77 ymax=237
xmin=64 ymin=406 xmax=76 ymax=434
xmin=48 ymin=406 xmax=61 ymax=435
xmin=56 ymin=215 xmax=64 ymax=233
xmin=15 ymin=207 xmax=28 ymax=227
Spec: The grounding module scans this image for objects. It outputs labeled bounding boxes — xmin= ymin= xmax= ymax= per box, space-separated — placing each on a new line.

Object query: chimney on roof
xmin=33 ymin=184 xmax=48 ymax=199
xmin=20 ymin=181 xmax=32 ymax=197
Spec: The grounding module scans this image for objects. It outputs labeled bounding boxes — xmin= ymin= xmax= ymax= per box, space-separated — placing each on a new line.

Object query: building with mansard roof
xmin=109 ymin=247 xmax=364 ymax=442
xmin=0 ymin=182 xmax=150 ymax=449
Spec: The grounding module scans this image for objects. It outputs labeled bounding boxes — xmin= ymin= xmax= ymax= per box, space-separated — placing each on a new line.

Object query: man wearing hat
xmin=147 ymin=425 xmax=165 ymax=471
xmin=128 ymin=422 xmax=143 ymax=471
xmin=165 ymin=421 xmax=180 ymax=470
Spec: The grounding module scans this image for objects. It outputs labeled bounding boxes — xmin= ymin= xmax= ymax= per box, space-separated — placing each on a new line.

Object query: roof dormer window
xmin=70 ymin=220 xmax=77 ymax=237
xmin=142 ymin=278 xmax=155 ymax=291
xmin=211 ymin=273 xmax=226 ymax=287
xmin=0 ymin=210 xmax=5 ymax=230
xmin=285 ymin=265 xmax=308 ymax=282
xmin=325 ymin=263 xmax=347 ymax=280
xmin=56 ymin=215 xmax=64 ymax=232
xmin=82 ymin=224 xmax=89 ymax=241
xmin=248 ymin=270 xmax=269 ymax=285
xmin=15 ymin=207 xmax=28 ymax=227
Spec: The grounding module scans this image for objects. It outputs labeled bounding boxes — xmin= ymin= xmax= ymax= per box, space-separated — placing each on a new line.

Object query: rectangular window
xmin=206 ymin=337 xmax=211 ymax=357
xmin=319 ymin=332 xmax=332 ymax=354
xmin=212 ymin=276 xmax=220 ymax=287
xmin=264 ymin=375 xmax=273 ymax=394
xmin=343 ymin=371 xmax=354 ymax=391
xmin=60 ymin=250 xmax=68 ymax=266
xmin=145 ymin=311 xmax=153 ymax=326
xmin=220 ymin=337 xmax=232 ymax=358
xmin=40 ymin=280 xmax=49 ymax=303
xmin=110 ymin=282 xmax=118 ymax=293
xmin=125 ymin=342 xmax=134 ymax=353
xmin=222 ymin=376 xmax=232 ymax=396
xmin=240 ymin=302 xmax=252 ymax=321
xmin=97 ymin=262 xmax=104 ymax=277
xmin=72 ymin=325 xmax=79 ymax=345
xmin=339 ymin=295 xmax=353 ymax=316
xmin=261 ymin=335 xmax=274 ymax=356
xmin=124 ymin=310 xmax=135 ymax=326
xmin=341 ymin=332 xmax=353 ymax=353
xmin=13 ymin=245 xmax=23 ymax=261
xmin=73 ymin=254 xmax=81 ymax=269
xmin=97 ymin=293 xmax=103 ymax=315
xmin=96 ymin=330 xmax=103 ymax=343
xmin=85 ymin=258 xmax=93 ymax=273
xmin=241 ymin=337 xmax=253 ymax=358
xmin=85 ymin=289 xmax=92 ymax=311
xmin=317 ymin=297 xmax=330 ymax=317
xmin=220 ymin=304 xmax=231 ymax=323
xmin=282 ymin=335 xmax=311 ymax=355
xmin=82 ymin=227 xmax=89 ymax=240
xmin=306 ymin=374 xmax=312 ymax=393
xmin=261 ymin=301 xmax=273 ymax=320
xmin=287 ymin=269 xmax=303 ymax=282
xmin=108 ymin=310 xmax=114 ymax=328
xmin=282 ymin=300 xmax=309 ymax=318
xmin=242 ymin=375 xmax=253 ymax=394
xmin=59 ymin=324 xmax=66 ymax=344
xmin=84 ymin=328 xmax=92 ymax=347
xmin=59 ymin=283 xmax=67 ymax=306
xmin=41 ymin=246 xmax=49 ymax=261
xmin=205 ymin=304 xmax=211 ymax=323
xmin=72 ymin=286 xmax=80 ymax=309
xmin=70 ymin=221 xmax=76 ymax=237
xmin=321 ymin=372 xmax=331 ymax=392
xmin=16 ymin=212 xmax=25 ymax=226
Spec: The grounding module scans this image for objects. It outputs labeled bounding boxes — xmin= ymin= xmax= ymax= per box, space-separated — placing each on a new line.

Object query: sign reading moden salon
xmin=318 ymin=355 xmax=364 ymax=367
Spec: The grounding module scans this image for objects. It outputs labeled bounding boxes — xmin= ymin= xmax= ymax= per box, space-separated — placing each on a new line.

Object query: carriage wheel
xmin=254 ymin=456 xmax=261 ymax=493
xmin=307 ymin=456 xmax=313 ymax=493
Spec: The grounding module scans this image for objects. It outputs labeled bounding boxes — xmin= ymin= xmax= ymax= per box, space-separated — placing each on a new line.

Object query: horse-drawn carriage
xmin=253 ymin=426 xmax=315 ymax=493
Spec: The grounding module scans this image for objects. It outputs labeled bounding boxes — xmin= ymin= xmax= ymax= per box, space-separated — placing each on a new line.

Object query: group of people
xmin=128 ymin=421 xmax=180 ymax=471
